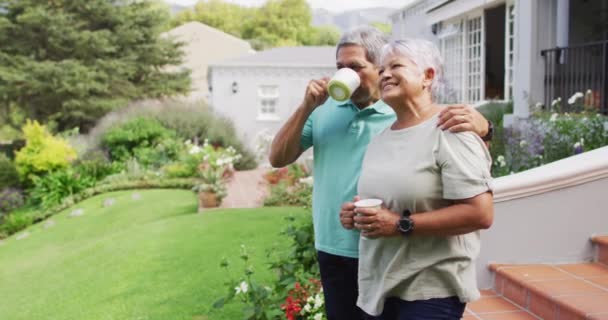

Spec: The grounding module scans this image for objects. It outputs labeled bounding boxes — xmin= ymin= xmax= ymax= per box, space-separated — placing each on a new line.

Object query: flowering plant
xmin=185 ymin=139 xmax=241 ymax=179
xmin=490 ymin=108 xmax=607 ymax=177
xmin=281 ymin=279 xmax=325 ymax=320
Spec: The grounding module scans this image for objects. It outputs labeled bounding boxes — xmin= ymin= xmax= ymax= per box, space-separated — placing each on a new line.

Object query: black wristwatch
xmin=396 ymin=209 xmax=414 ymax=237
xmin=482 ymin=120 xmax=494 ymax=142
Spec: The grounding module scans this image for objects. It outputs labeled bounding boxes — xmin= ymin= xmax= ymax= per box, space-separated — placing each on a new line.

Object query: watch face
xmin=399 ymin=217 xmax=413 ymax=234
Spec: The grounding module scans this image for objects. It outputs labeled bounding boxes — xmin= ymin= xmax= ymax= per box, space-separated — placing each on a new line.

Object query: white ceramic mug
xmin=328 ymin=68 xmax=360 ymax=102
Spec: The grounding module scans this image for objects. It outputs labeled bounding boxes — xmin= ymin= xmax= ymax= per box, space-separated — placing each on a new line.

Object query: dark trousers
xmin=365 ymin=297 xmax=466 ymax=320
xmin=317 ymin=250 xmax=365 ymax=320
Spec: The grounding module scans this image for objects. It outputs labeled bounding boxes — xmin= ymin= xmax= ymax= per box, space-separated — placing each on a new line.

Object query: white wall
xmin=476 ymin=146 xmax=608 ymax=288
xmin=209 ymin=66 xmax=335 ymax=155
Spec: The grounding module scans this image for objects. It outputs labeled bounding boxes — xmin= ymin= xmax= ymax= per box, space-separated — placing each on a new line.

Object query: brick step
xmin=464 ymin=289 xmax=540 ymax=319
xmin=591 ymin=236 xmax=608 ymax=265
xmin=488 ymin=263 xmax=608 ymax=319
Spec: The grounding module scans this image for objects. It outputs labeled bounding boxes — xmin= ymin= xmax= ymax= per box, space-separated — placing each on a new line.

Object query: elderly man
xmin=269 ymin=26 xmax=492 ymax=320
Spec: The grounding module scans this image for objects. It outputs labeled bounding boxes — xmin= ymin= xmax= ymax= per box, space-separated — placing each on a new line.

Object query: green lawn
xmin=0 ymin=189 xmax=306 ymax=320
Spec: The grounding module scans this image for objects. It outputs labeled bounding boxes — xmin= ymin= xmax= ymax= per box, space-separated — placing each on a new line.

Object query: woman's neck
xmin=391 ymin=95 xmax=439 ymax=130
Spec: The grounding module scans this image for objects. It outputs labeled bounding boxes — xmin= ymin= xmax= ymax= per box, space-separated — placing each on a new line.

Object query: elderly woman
xmin=339 ymin=39 xmax=494 ymax=319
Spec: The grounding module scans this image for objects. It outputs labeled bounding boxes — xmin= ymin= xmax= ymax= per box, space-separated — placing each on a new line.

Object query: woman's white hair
xmin=381 ymin=39 xmax=448 ymax=101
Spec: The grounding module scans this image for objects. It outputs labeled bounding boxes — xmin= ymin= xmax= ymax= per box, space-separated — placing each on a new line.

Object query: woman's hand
xmin=339 ymin=196 xmax=360 ymax=230
xmin=354 ymin=206 xmax=401 ymax=238
xmin=437 ymin=104 xmax=489 ymax=137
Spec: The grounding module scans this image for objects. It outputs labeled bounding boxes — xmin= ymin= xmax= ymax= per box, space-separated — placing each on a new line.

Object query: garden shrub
xmin=101 ymin=117 xmax=176 ymax=163
xmin=14 ymin=120 xmax=77 ymax=184
xmin=0 ymin=154 xmax=20 ymax=189
xmin=88 ymin=100 xmax=258 ymax=170
xmin=263 ymin=182 xmax=312 ymax=211
xmin=72 ymin=158 xmax=123 ymax=183
xmin=0 ymin=188 xmax=25 ymax=215
xmin=29 ymin=168 xmax=96 ymax=209
xmin=0 ymin=210 xmax=34 ymax=236
xmin=490 ymin=110 xmax=608 ymax=177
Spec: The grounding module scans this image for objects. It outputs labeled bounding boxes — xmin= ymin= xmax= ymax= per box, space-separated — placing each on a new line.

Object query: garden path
xmin=220 ymin=167 xmax=269 ymax=209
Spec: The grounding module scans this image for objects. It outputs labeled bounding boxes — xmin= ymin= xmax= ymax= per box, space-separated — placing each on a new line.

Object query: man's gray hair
xmin=381 ymin=38 xmax=447 ymax=101
xmin=336 ymin=26 xmax=389 ymax=65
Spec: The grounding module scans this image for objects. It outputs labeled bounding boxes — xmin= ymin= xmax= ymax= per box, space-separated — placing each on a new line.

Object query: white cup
xmin=328 ymin=68 xmax=360 ymax=102
xmin=354 ymin=199 xmax=382 ymax=213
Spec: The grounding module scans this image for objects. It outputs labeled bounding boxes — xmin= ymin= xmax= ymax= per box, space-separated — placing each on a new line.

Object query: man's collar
xmin=337 ymin=99 xmax=393 ymax=115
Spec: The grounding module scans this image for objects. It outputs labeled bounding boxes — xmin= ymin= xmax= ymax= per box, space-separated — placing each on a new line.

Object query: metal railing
xmin=541 ymin=41 xmax=608 ymax=114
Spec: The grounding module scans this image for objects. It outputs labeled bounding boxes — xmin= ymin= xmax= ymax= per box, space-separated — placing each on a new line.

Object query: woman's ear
xmin=423 ymin=68 xmax=435 ymax=88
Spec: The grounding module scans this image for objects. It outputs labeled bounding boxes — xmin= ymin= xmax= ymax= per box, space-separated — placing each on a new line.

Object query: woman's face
xmin=378 ymin=52 xmax=432 ymax=105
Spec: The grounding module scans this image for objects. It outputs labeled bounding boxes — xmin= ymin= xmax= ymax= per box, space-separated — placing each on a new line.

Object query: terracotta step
xmin=591 ymin=236 xmax=608 ymax=265
xmin=489 ymin=263 xmax=608 ymax=319
xmin=464 ymin=289 xmax=540 ymax=319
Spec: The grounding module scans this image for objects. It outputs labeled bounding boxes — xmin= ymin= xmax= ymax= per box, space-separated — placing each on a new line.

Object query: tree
xmin=371 ymin=22 xmax=392 ymax=35
xmin=242 ymin=0 xmax=314 ymax=47
xmin=0 ymin=0 xmax=190 ymax=132
xmin=170 ymin=0 xmax=252 ymax=37
xmin=308 ymin=25 xmax=341 ymax=46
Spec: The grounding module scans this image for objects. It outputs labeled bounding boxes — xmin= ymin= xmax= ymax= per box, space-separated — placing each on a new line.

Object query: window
xmin=258 ymin=85 xmax=279 ymax=120
xmin=504 ymin=3 xmax=515 ymax=99
xmin=439 ymin=22 xmax=465 ymax=102
xmin=466 ymin=15 xmax=484 ymax=103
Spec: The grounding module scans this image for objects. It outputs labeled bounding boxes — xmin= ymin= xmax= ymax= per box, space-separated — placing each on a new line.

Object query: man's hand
xmin=437 ymin=104 xmax=489 ymax=137
xmin=302 ymin=78 xmax=330 ymax=111
xmin=353 ymin=206 xmax=400 ymax=238
xmin=339 ymin=196 xmax=360 ymax=230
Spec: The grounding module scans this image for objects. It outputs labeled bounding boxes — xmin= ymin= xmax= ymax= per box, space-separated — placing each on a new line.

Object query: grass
xmin=0 ymin=189 xmax=307 ymax=320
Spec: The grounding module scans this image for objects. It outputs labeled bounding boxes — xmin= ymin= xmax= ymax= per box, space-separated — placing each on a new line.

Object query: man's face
xmin=336 ymin=45 xmax=381 ymax=107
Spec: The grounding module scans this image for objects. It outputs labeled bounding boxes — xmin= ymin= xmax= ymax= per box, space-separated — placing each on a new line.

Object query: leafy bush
xmin=490 ymin=110 xmax=608 ymax=177
xmin=477 ymin=101 xmax=513 ymax=168
xmin=14 ymin=120 xmax=77 ymax=184
xmin=0 ymin=188 xmax=25 ymax=215
xmin=87 ymin=100 xmax=258 ymax=170
xmin=0 ymin=210 xmax=34 ymax=236
xmin=101 ymin=117 xmax=176 ymax=163
xmin=263 ymin=182 xmax=312 ymax=210
xmin=214 ymin=214 xmax=320 ymax=320
xmin=30 ymin=168 xmax=96 ymax=209
xmin=0 ymin=154 xmax=20 ymax=189
xmin=72 ymin=159 xmax=123 ymax=183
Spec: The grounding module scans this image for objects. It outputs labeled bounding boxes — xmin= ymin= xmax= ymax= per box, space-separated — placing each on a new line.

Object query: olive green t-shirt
xmin=356 ymin=113 xmax=493 ymax=316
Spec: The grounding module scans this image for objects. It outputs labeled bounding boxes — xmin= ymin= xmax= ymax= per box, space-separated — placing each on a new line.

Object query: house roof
xmin=163 ymin=21 xmax=252 ymax=50
xmin=211 ymin=46 xmax=336 ymax=68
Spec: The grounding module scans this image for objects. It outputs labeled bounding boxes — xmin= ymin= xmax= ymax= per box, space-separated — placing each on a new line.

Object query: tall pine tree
xmin=0 ymin=0 xmax=191 ymax=132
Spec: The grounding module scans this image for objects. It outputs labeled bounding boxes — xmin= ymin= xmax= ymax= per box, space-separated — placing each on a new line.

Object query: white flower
xmin=496 ymin=155 xmax=506 ymax=168
xmin=303 ymin=304 xmax=312 ymax=313
xmin=299 ymin=176 xmax=314 ymax=186
xmin=551 ymin=97 xmax=561 ymax=107
xmin=314 ymin=313 xmax=324 ymax=320
xmin=519 ymin=140 xmax=527 ymax=148
xmin=189 ymin=145 xmax=202 ymax=154
xmin=313 ymin=293 xmax=324 ymax=309
xmin=235 ymin=281 xmax=248 ymax=295
xmin=568 ymin=92 xmax=584 ymax=105
xmin=550 ymin=113 xmax=558 ymax=122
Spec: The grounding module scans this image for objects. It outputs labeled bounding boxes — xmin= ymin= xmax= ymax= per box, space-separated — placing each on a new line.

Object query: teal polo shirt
xmin=300 ymin=99 xmax=395 ymax=258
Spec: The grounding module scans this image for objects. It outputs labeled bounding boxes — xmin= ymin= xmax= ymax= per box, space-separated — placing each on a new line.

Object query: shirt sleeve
xmin=436 ymin=131 xmax=493 ymax=200
xmin=299 ymin=113 xmax=314 ymax=151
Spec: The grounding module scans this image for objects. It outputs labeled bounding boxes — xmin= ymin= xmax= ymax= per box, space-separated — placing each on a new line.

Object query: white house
xmin=207 ymin=46 xmax=336 ymax=152
xmin=390 ymin=0 xmax=608 ymax=119
xmin=163 ymin=22 xmax=254 ymax=102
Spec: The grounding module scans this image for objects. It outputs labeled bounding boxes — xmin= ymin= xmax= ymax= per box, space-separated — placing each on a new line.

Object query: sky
xmin=165 ymin=0 xmax=413 ymax=13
